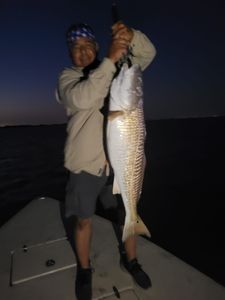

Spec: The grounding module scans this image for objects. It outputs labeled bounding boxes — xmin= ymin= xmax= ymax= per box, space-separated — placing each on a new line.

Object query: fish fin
xmin=108 ymin=111 xmax=124 ymax=121
xmin=112 ymin=176 xmax=120 ymax=194
xmin=122 ymin=215 xmax=151 ymax=242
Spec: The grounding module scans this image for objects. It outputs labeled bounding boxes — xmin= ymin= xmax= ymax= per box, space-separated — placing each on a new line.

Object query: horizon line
xmin=1 ymin=114 xmax=225 ymax=128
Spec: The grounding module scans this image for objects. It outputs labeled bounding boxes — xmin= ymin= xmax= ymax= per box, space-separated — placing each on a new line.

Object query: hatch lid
xmin=10 ymin=237 xmax=76 ymax=285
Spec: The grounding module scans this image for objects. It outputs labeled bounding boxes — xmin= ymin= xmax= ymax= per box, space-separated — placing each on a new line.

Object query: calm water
xmin=0 ymin=117 xmax=224 ymax=286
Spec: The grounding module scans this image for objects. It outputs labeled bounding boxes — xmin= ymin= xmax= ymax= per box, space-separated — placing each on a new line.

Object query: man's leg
xmin=75 ymin=217 xmax=93 ymax=300
xmin=124 ymin=231 xmax=137 ymax=261
xmin=118 ymin=212 xmax=152 ymax=289
xmin=120 ymin=225 xmax=152 ymax=289
xmin=75 ymin=217 xmax=92 ymax=268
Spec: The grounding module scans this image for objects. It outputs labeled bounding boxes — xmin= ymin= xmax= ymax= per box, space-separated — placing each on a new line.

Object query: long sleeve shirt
xmin=57 ymin=29 xmax=156 ymax=176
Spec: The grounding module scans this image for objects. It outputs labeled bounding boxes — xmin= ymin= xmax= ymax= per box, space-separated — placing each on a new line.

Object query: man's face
xmin=70 ymin=37 xmax=97 ymax=68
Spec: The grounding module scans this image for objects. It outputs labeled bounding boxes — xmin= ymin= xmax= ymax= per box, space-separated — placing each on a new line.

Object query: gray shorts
xmin=65 ymin=171 xmax=117 ymax=219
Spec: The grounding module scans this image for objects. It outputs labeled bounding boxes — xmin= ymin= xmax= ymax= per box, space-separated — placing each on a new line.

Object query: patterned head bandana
xmin=66 ymin=23 xmax=96 ymax=48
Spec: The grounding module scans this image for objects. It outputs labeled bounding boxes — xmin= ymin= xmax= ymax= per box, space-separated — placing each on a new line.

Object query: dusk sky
xmin=1 ymin=0 xmax=224 ymax=125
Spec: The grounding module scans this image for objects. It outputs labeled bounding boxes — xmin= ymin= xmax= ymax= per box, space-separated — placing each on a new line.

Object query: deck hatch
xmin=10 ymin=237 xmax=76 ymax=285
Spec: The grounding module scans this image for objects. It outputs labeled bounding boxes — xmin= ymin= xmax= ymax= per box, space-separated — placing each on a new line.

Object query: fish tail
xmin=122 ymin=215 xmax=151 ymax=242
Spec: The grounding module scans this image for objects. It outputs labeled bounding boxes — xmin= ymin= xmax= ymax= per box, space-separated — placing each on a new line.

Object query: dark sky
xmin=0 ymin=0 xmax=224 ymax=125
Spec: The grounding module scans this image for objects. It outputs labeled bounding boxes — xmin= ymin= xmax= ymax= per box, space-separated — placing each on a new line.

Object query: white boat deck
xmin=0 ymin=197 xmax=224 ymax=300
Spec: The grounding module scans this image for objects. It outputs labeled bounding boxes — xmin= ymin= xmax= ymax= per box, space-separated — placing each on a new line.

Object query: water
xmin=0 ymin=117 xmax=224 ymax=286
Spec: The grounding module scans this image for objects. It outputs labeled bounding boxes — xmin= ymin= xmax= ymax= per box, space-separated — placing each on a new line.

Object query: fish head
xmin=109 ymin=64 xmax=143 ymax=111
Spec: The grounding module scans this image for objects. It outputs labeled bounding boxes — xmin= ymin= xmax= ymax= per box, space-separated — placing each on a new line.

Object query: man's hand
xmin=111 ymin=21 xmax=134 ymax=43
xmin=107 ymin=36 xmax=129 ymax=64
xmin=107 ymin=21 xmax=134 ymax=64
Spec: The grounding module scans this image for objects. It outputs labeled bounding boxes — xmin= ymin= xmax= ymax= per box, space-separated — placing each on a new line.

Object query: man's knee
xmin=76 ymin=217 xmax=92 ymax=230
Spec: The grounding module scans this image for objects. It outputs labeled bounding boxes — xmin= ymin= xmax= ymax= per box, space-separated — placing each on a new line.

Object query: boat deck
xmin=0 ymin=197 xmax=224 ymax=299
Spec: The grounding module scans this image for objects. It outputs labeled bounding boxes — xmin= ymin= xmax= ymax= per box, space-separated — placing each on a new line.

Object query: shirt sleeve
xmin=57 ymin=58 xmax=116 ymax=112
xmin=130 ymin=29 xmax=157 ymax=71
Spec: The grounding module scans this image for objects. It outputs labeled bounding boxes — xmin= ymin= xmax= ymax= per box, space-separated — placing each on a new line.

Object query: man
xmin=57 ymin=21 xmax=156 ymax=300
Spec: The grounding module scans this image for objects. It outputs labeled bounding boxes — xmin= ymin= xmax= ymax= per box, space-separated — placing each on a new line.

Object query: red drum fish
xmin=107 ymin=63 xmax=151 ymax=242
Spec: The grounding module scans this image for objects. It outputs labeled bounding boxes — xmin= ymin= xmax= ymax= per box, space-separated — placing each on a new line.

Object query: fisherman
xmin=56 ymin=21 xmax=156 ymax=300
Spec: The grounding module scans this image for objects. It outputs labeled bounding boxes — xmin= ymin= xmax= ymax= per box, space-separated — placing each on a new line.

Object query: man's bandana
xmin=67 ymin=24 xmax=96 ymax=47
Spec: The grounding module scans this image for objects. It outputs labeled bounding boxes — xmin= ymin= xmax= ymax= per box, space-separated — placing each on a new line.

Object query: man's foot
xmin=118 ymin=245 xmax=152 ymax=289
xmin=123 ymin=258 xmax=152 ymax=289
xmin=75 ymin=266 xmax=92 ymax=300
